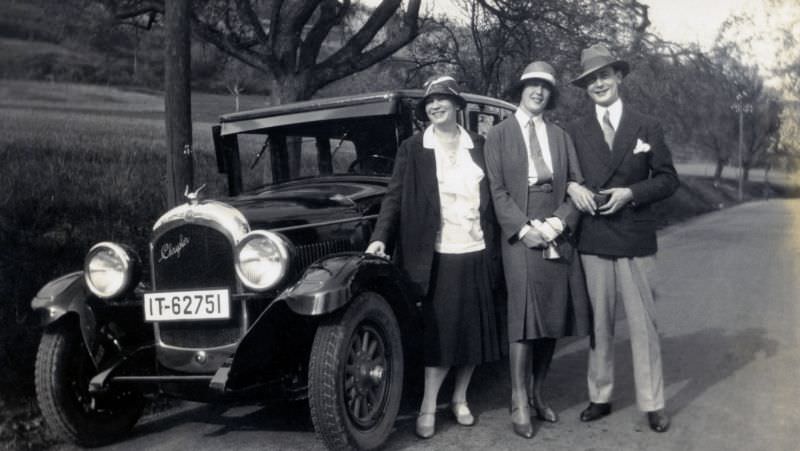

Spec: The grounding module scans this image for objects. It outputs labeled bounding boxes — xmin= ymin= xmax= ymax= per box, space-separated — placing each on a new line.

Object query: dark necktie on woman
xmin=528 ymin=119 xmax=552 ymax=183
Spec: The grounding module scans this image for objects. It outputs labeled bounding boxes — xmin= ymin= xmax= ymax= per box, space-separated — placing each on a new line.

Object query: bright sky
xmin=643 ymin=0 xmax=755 ymax=48
xmin=393 ymin=0 xmax=756 ymax=49
xmin=361 ymin=0 xmax=791 ymax=85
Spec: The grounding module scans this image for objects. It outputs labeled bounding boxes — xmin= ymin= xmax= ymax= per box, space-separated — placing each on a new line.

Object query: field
xmin=0 ymin=79 xmax=270 ymax=450
xmin=0 ymin=79 xmax=795 ymax=450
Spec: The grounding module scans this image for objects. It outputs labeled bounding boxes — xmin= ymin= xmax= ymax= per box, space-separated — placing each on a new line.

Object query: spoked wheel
xmin=35 ymin=320 xmax=145 ymax=447
xmin=309 ymin=292 xmax=404 ymax=450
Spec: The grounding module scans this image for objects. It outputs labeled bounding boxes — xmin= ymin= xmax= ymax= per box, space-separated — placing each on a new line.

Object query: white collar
xmin=515 ymin=108 xmax=544 ymax=128
xmin=595 ymin=99 xmax=623 ymax=128
xmin=422 ymin=124 xmax=474 ymax=149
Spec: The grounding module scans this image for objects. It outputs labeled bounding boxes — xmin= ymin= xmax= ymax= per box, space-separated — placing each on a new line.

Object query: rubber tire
xmin=308 ymin=292 xmax=404 ymax=451
xmin=35 ymin=320 xmax=144 ymax=447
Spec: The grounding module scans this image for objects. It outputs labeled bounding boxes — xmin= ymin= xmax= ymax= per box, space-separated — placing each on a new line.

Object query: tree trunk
xmin=269 ymin=76 xmax=309 ymax=177
xmin=713 ymin=159 xmax=725 ymax=187
xmin=164 ymin=0 xmax=194 ymax=207
xmin=133 ymin=27 xmax=139 ymax=80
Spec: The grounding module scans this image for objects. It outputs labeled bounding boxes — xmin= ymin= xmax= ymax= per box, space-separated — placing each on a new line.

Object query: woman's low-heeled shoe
xmin=529 ymin=396 xmax=559 ymax=423
xmin=510 ymin=406 xmax=534 ymax=439
xmin=451 ymin=402 xmax=475 ymax=426
xmin=415 ymin=412 xmax=436 ymax=439
xmin=532 ymin=403 xmax=558 ymax=423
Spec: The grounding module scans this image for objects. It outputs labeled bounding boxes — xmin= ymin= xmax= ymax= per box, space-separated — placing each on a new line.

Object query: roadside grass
xmin=0 ymin=79 xmax=795 ymax=449
xmin=0 ymin=80 xmax=240 ymax=449
xmin=0 ymin=78 xmax=269 ymax=123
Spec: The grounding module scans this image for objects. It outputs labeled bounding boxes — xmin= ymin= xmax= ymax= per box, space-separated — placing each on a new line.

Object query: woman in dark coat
xmin=484 ymin=61 xmax=592 ymax=438
xmin=367 ymin=75 xmax=501 ymax=439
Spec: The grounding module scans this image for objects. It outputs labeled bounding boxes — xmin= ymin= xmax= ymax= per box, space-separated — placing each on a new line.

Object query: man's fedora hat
xmin=512 ymin=61 xmax=559 ymax=110
xmin=416 ymin=75 xmax=467 ymax=119
xmin=570 ymin=44 xmax=630 ymax=88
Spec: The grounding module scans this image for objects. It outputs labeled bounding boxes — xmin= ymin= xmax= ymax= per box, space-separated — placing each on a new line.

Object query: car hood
xmin=222 ymin=178 xmax=387 ymax=231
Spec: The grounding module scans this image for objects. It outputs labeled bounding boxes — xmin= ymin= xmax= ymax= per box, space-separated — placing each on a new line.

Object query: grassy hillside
xmin=0 ymin=79 xmax=794 ymax=449
xmin=0 ymin=80 xmax=265 ymax=449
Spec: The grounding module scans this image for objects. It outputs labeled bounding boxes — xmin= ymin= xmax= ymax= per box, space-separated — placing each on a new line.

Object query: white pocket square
xmin=633 ymin=138 xmax=651 ymax=154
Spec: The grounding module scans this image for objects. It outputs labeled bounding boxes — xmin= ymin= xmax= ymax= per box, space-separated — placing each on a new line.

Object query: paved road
xmin=673 ymin=163 xmax=798 ymax=188
xmin=54 ymin=199 xmax=800 ymax=451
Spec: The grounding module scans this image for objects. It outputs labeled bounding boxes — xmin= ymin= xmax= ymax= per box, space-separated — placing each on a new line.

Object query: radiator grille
xmin=295 ymin=239 xmax=352 ymax=269
xmin=151 ymin=224 xmax=242 ymax=348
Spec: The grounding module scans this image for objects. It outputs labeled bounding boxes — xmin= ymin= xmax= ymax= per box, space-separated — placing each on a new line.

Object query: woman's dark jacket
xmin=370 ymin=130 xmax=501 ymax=298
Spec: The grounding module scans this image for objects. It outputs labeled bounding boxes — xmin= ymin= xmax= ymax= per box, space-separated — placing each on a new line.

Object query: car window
xmin=470 ymin=112 xmax=498 ymax=137
xmin=236 ymin=116 xmax=397 ymax=191
xmin=237 ymin=133 xmax=274 ymax=189
xmin=295 ymin=137 xmax=359 ymax=176
xmin=466 ymin=103 xmax=505 ymax=137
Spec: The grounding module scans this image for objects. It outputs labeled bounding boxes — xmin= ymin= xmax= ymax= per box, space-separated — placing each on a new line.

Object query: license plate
xmin=144 ymin=289 xmax=230 ymax=322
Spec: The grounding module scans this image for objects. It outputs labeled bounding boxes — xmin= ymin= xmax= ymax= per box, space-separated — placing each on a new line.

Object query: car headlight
xmin=84 ymin=242 xmax=141 ymax=299
xmin=235 ymin=231 xmax=292 ymax=291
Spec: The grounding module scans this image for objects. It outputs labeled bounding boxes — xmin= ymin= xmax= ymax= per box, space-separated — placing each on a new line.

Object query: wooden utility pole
xmin=732 ymin=92 xmax=753 ymax=201
xmin=164 ymin=0 xmax=194 ymax=207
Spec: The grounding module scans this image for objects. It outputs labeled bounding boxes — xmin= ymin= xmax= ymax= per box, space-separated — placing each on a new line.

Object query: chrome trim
xmin=235 ymin=231 xmax=293 ymax=291
xmin=84 ymin=242 xmax=137 ymax=299
xmin=150 ymin=201 xmax=249 ymax=356
xmin=152 ymin=200 xmax=250 ymax=244
xmin=155 ymin=342 xmax=238 ymax=373
xmin=269 ymin=214 xmax=378 ymax=233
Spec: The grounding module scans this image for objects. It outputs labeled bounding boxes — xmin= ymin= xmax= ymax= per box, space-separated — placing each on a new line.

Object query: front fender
xmin=216 ymin=252 xmax=417 ymax=393
xmin=276 ymin=252 xmax=404 ymax=316
xmin=30 ymin=271 xmax=98 ymax=364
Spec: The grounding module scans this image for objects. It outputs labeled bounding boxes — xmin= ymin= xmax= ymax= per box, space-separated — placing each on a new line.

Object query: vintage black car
xmin=31 ymin=90 xmax=515 ymax=450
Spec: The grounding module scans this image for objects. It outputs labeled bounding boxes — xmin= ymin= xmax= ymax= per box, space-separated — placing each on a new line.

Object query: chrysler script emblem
xmin=159 ymin=234 xmax=190 ymax=262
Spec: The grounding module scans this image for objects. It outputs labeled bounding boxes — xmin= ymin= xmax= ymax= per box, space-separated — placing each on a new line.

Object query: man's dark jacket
xmin=566 ymin=106 xmax=679 ymax=257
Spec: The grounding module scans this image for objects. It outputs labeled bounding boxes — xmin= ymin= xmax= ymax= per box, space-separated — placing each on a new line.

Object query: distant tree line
xmin=3 ymin=0 xmax=797 ymax=177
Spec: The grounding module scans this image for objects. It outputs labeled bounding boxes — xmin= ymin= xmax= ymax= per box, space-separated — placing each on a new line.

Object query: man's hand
xmin=365 ymin=241 xmax=388 ymax=258
xmin=597 ymin=187 xmax=634 ymax=215
xmin=567 ymin=182 xmax=597 ymax=215
xmin=521 ymin=228 xmax=548 ymax=249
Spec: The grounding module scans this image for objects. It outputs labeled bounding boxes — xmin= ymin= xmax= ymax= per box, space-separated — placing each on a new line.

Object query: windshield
xmin=236 ymin=115 xmax=398 ymax=191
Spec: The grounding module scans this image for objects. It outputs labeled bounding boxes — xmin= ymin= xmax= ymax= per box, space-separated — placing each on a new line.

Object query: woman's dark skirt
xmin=423 ymin=250 xmax=501 ymax=367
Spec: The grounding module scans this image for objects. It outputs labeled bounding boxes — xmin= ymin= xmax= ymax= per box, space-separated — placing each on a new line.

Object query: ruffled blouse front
xmin=423 ymin=125 xmax=486 ymax=254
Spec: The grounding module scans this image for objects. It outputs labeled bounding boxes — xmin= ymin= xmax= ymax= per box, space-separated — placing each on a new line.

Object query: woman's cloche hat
xmin=416 ymin=75 xmax=467 ymax=119
xmin=570 ymin=44 xmax=630 ymax=88
xmin=513 ymin=61 xmax=559 ymax=110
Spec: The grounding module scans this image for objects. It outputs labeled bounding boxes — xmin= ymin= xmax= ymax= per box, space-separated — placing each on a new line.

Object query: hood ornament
xmin=184 ymin=184 xmax=207 ymax=205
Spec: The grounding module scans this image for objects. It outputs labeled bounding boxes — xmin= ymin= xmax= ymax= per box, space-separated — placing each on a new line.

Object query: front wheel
xmin=35 ymin=320 xmax=144 ymax=447
xmin=308 ymin=292 xmax=404 ymax=450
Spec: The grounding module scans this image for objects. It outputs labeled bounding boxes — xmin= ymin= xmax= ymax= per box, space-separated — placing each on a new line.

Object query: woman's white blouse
xmin=423 ymin=125 xmax=486 ymax=254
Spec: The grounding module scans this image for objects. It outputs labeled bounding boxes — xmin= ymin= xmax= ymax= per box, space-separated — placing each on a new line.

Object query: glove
xmin=532 ymin=218 xmax=562 ymax=242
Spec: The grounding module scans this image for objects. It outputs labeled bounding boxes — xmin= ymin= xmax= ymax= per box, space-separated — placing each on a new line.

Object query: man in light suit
xmin=564 ymin=44 xmax=679 ymax=432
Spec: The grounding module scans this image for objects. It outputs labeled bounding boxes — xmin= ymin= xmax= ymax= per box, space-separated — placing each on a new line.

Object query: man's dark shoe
xmin=647 ymin=409 xmax=670 ymax=432
xmin=579 ymin=402 xmax=611 ymax=422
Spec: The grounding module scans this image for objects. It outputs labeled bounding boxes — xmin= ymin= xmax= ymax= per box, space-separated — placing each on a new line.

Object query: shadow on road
xmin=398 ymin=326 xmax=780 ymax=428
xmin=130 ymin=399 xmax=314 ymax=439
xmin=462 ymin=327 xmax=778 ymax=418
xmin=124 ymin=327 xmax=777 ymax=445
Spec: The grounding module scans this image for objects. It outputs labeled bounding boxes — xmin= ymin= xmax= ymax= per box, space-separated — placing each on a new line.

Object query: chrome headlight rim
xmin=235 ymin=230 xmax=292 ymax=292
xmin=84 ymin=241 xmax=141 ymax=299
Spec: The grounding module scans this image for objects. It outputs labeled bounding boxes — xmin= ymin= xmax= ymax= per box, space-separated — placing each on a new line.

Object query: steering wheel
xmin=347 ymin=154 xmax=395 ymax=175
